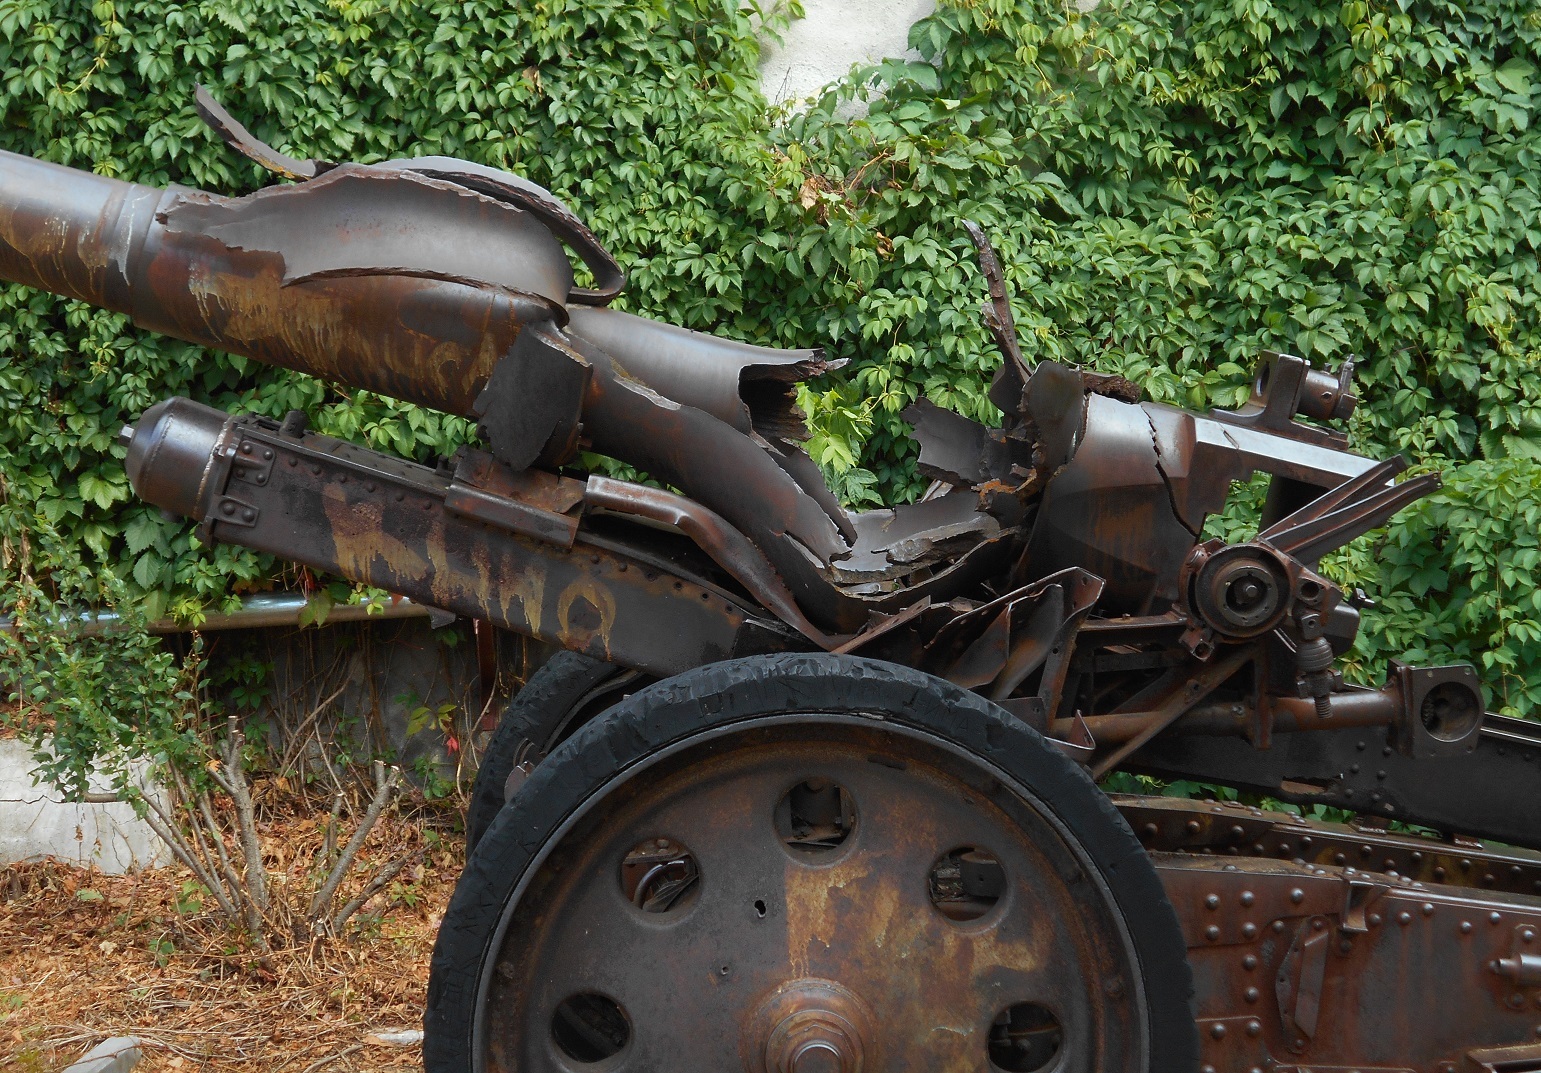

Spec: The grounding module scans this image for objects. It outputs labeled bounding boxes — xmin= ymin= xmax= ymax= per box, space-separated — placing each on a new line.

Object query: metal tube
xmin=1054 ymin=688 xmax=1402 ymax=744
xmin=0 ymin=591 xmax=430 ymax=637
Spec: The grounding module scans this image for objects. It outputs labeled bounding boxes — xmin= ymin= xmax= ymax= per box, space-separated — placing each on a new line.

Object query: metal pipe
xmin=0 ymin=591 xmax=431 ymax=637
xmin=1053 ymin=688 xmax=1402 ymax=745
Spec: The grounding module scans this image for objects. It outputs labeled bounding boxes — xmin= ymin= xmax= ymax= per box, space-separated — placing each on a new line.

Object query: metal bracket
xmin=229 ymin=438 xmax=276 ymax=488
xmin=1277 ymin=916 xmax=1331 ymax=1050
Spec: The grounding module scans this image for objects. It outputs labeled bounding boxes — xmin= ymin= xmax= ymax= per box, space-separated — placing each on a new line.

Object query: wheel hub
xmin=750 ymin=979 xmax=873 ymax=1073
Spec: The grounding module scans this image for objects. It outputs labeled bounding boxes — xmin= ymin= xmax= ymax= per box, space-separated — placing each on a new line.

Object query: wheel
xmin=465 ymin=651 xmax=639 ymax=852
xmin=427 ymin=654 xmax=1197 ymax=1073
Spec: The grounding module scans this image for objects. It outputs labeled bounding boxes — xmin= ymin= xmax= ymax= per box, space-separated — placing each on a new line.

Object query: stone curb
xmin=63 ymin=1036 xmax=143 ymax=1073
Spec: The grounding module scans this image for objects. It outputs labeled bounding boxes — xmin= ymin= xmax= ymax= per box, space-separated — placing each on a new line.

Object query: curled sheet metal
xmin=193 ymin=87 xmax=625 ymax=304
xmin=161 ymin=164 xmax=577 ymax=306
xmin=563 ymin=325 xmax=863 ymax=629
xmin=565 ymin=305 xmax=834 ymax=440
xmin=384 ymin=157 xmax=625 ymax=304
xmin=195 ymin=84 xmax=324 ymax=181
xmin=583 ymin=476 xmax=836 ymax=646
xmin=834 ymin=494 xmax=1003 ymax=586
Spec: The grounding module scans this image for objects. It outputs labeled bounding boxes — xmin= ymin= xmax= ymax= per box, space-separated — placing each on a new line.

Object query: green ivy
xmin=1 ymin=0 xmax=1539 ymax=713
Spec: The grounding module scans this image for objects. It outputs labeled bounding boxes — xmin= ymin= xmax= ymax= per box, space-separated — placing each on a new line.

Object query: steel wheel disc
xmin=478 ymin=717 xmax=1150 ymax=1073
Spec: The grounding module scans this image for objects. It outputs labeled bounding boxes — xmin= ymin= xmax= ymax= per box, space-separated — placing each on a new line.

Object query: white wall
xmin=0 ymin=739 xmax=169 ymax=874
xmin=758 ymin=0 xmax=938 ymax=105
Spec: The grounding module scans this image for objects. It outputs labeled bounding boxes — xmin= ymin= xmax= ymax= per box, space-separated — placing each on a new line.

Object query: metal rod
xmin=0 ymin=592 xmax=430 ymax=637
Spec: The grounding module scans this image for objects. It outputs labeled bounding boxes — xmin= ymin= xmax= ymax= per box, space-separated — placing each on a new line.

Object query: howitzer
xmin=6 ymin=93 xmax=1541 ymax=1072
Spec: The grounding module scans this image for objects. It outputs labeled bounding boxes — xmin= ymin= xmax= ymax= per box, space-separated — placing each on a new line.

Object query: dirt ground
xmin=0 ymin=804 xmax=464 ymax=1072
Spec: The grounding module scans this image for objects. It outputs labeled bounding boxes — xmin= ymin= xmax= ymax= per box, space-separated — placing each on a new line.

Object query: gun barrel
xmin=0 ymin=149 xmax=561 ymax=414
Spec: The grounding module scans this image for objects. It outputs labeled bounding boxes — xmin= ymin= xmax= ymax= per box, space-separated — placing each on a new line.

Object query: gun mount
xmin=5 ymin=92 xmax=1541 ymax=1072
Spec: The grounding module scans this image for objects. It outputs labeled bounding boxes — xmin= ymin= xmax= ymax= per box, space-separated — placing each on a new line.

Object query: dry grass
xmin=0 ymin=802 xmax=463 ymax=1072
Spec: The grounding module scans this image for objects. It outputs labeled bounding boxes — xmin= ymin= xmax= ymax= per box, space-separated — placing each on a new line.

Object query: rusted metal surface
xmin=1154 ymin=848 xmax=1541 ymax=1072
xmin=6 ymin=92 xmax=1541 ymax=1070
xmin=481 ymin=720 xmax=1150 ymax=1072
xmin=120 ymin=396 xmax=795 ymax=677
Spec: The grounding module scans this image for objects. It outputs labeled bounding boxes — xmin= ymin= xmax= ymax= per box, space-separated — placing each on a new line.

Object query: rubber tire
xmin=464 ymin=651 xmax=618 ymax=854
xmin=427 ymin=653 xmax=1199 ymax=1072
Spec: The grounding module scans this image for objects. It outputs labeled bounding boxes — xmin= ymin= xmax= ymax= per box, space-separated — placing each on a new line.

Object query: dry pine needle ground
xmin=0 ymin=800 xmax=464 ymax=1072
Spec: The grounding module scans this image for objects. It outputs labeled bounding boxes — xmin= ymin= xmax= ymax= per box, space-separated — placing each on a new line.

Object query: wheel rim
xmin=476 ymin=717 xmax=1151 ymax=1073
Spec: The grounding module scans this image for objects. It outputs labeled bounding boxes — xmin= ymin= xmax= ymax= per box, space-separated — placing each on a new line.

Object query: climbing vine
xmin=1 ymin=0 xmax=1539 ymax=712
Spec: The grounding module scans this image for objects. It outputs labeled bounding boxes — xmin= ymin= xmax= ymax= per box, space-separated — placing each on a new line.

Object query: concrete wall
xmin=0 ymin=738 xmax=169 ymax=873
xmin=758 ymin=0 xmax=938 ymax=105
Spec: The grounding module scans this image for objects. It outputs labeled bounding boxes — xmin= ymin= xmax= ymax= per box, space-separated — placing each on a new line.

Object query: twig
xmin=307 ymin=762 xmax=400 ymax=926
xmin=331 ymin=847 xmax=424 ymax=934
xmin=300 ymin=1043 xmax=364 ymax=1073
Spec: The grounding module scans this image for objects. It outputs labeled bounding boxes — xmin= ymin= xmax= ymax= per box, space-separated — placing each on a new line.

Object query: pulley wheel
xmin=427 ymin=654 xmax=1197 ymax=1073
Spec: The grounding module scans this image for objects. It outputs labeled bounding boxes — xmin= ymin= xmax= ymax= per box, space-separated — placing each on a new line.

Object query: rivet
xmin=1493 ymin=912 xmax=1504 ymax=924
xmin=1423 ymin=903 xmax=1435 ymax=917
xmin=1210 ymin=1023 xmax=1226 ymax=1040
xmin=1511 ymin=994 xmax=1528 ymax=1010
xmin=1244 ymin=987 xmax=1259 ymax=1002
xmin=1461 ymin=921 xmax=1474 ymax=934
xmin=1435 ymin=867 xmax=1447 ymax=880
xmin=1205 ymin=894 xmax=1220 ymax=909
xmin=1361 ymin=845 xmax=1373 ymax=857
xmin=1272 ymin=920 xmax=1286 ymax=933
xmin=1290 ymin=888 xmax=1305 ymax=904
xmin=1242 ymin=923 xmax=1257 ymax=938
xmin=1230 ymin=825 xmax=1245 ymax=840
xmin=1368 ymin=913 xmax=1382 ymax=926
xmin=1313 ymin=918 xmax=1326 ymax=931
xmin=240 ymin=443 xmax=252 ymax=454
xmin=364 ymin=481 xmax=376 ymax=492
xmin=241 ymin=509 xmax=255 ymax=522
xmin=1187 ymin=821 xmax=1202 ymax=835
xmin=1240 ymin=891 xmax=1255 ymax=907
xmin=1334 ymin=853 xmax=1347 ymax=865
xmin=1205 ymin=925 xmax=1220 ymax=941
xmin=1246 ymin=1020 xmax=1261 ymax=1036
xmin=261 ymin=449 xmax=272 ymax=460
xmin=1243 ymin=955 xmax=1258 ymax=969
xmin=1398 ymin=912 xmax=1412 ymax=925
xmin=1140 ymin=823 xmax=1158 ymax=840
xmin=1524 ymin=928 xmax=1536 ymax=942
xmin=1376 ymin=769 xmax=1387 ymax=780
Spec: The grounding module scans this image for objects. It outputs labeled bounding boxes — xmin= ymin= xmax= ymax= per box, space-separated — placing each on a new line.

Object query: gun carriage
xmin=4 ymin=91 xmax=1541 ymax=1073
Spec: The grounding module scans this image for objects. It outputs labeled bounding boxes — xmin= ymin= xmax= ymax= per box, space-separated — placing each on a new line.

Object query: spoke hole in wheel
xmin=620 ymin=837 xmax=700 ymax=913
xmin=988 ymin=1002 xmax=1062 ymax=1072
xmin=551 ymin=993 xmax=630 ymax=1063
xmin=929 ymin=846 xmax=1006 ymax=922
xmin=774 ymin=778 xmax=856 ymax=855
